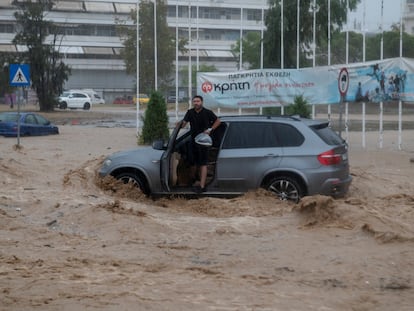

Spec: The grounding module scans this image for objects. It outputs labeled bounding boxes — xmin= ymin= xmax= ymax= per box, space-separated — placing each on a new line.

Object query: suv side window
xmin=222 ymin=122 xmax=277 ymax=149
xmin=222 ymin=121 xmax=304 ymax=149
xmin=276 ymin=123 xmax=304 ymax=147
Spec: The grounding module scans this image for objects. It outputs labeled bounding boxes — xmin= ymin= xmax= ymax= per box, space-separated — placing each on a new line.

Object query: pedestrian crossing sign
xmin=9 ymin=64 xmax=30 ymax=87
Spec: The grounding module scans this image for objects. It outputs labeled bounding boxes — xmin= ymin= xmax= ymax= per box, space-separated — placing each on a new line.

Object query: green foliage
xmin=119 ymin=0 xmax=177 ymax=94
xmin=231 ymin=31 xmax=262 ymax=69
xmin=264 ymin=0 xmax=361 ymax=68
xmin=141 ymin=91 xmax=170 ymax=144
xmin=286 ymin=95 xmax=311 ymax=118
xmin=262 ymin=95 xmax=310 ymax=118
xmin=12 ymin=0 xmax=70 ymax=111
xmin=180 ymin=64 xmax=218 ymax=88
xmin=0 ymin=54 xmax=18 ymax=97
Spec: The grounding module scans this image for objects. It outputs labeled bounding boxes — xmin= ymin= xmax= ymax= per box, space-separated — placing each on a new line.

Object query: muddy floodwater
xmin=1 ymin=106 xmax=414 ymax=310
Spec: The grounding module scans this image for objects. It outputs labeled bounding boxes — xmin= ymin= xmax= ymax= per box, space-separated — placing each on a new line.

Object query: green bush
xmin=140 ymin=91 xmax=169 ymax=144
xmin=286 ymin=95 xmax=311 ymax=118
xmin=263 ymin=95 xmax=311 ymax=118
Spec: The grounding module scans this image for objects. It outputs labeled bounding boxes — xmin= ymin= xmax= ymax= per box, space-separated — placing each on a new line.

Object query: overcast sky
xmin=347 ymin=0 xmax=403 ymax=32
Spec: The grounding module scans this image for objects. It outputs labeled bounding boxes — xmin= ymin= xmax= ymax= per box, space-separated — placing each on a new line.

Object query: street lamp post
xmin=309 ymin=0 xmax=319 ymax=68
xmin=136 ymin=0 xmax=140 ymax=136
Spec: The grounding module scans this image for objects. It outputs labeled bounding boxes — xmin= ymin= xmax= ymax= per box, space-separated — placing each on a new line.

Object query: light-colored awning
xmin=57 ymin=46 xmax=84 ymax=54
xmin=83 ymin=46 xmax=114 ymax=55
xmin=0 ymin=44 xmax=16 ymax=52
xmin=113 ymin=47 xmax=124 ymax=55
xmin=180 ymin=49 xmax=234 ymax=58
xmin=84 ymin=2 xmax=114 ymax=13
xmin=54 ymin=1 xmax=84 ymax=11
xmin=114 ymin=3 xmax=135 ymax=14
xmin=0 ymin=0 xmax=12 ymax=8
xmin=206 ymin=50 xmax=234 ymax=58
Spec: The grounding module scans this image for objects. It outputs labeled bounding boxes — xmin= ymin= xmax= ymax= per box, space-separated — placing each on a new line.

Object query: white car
xmin=91 ymin=93 xmax=105 ymax=105
xmin=58 ymin=91 xmax=92 ymax=110
xmin=79 ymin=89 xmax=105 ymax=105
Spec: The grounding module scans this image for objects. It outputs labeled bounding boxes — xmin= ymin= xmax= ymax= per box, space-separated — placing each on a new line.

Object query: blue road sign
xmin=9 ymin=64 xmax=30 ymax=87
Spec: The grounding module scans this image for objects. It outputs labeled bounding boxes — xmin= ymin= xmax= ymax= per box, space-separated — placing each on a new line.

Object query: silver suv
xmin=99 ymin=115 xmax=352 ymax=202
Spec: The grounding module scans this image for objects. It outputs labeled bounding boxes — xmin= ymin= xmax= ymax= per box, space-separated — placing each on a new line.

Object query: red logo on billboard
xmin=201 ymin=81 xmax=213 ymax=93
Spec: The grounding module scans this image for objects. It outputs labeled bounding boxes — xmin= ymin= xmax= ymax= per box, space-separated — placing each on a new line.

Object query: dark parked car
xmin=113 ymin=96 xmax=134 ymax=105
xmin=99 ymin=115 xmax=352 ymax=202
xmin=0 ymin=112 xmax=59 ymax=137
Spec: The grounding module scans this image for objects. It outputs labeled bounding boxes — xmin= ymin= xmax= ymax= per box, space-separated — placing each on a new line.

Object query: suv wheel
xmin=59 ymin=102 xmax=67 ymax=109
xmin=266 ymin=176 xmax=303 ymax=202
xmin=114 ymin=172 xmax=148 ymax=194
xmin=83 ymin=102 xmax=91 ymax=110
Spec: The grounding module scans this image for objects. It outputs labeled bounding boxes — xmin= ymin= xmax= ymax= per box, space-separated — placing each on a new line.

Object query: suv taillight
xmin=318 ymin=149 xmax=342 ymax=165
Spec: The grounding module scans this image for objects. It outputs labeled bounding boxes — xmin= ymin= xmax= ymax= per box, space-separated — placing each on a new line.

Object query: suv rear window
xmin=310 ymin=123 xmax=344 ymax=145
xmin=222 ymin=121 xmax=304 ymax=149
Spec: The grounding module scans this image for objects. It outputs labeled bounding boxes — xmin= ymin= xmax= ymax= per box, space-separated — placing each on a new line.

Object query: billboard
xmin=197 ymin=57 xmax=414 ymax=108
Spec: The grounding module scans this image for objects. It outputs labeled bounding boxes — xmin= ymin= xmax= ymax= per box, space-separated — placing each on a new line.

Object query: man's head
xmin=192 ymin=95 xmax=203 ymax=111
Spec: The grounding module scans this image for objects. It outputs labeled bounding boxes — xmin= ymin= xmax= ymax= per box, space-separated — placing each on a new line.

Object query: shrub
xmin=286 ymin=95 xmax=311 ymax=118
xmin=140 ymin=91 xmax=169 ymax=144
xmin=263 ymin=95 xmax=311 ymax=118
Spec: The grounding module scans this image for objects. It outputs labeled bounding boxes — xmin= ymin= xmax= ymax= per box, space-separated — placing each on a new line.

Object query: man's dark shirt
xmin=183 ymin=107 xmax=218 ymax=138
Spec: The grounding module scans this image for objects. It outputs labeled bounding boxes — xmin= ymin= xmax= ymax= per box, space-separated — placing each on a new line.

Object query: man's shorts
xmin=192 ymin=141 xmax=209 ymax=166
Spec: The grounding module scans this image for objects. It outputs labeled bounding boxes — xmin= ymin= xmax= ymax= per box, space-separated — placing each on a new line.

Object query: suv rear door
xmin=216 ymin=121 xmax=284 ymax=191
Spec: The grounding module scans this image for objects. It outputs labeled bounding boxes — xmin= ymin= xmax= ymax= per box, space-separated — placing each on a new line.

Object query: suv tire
xmin=114 ymin=172 xmax=148 ymax=194
xmin=59 ymin=102 xmax=67 ymax=109
xmin=83 ymin=102 xmax=91 ymax=110
xmin=266 ymin=176 xmax=303 ymax=202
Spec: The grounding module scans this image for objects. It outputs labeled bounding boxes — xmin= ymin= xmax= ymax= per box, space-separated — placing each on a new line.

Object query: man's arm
xmin=205 ymin=117 xmax=221 ymax=134
xmin=211 ymin=117 xmax=221 ymax=131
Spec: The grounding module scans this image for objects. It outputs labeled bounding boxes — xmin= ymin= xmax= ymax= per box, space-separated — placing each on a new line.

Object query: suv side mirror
xmin=152 ymin=139 xmax=166 ymax=150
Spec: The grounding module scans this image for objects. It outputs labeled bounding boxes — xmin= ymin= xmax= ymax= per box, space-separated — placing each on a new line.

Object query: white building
xmin=0 ymin=0 xmax=266 ymax=100
xmin=404 ymin=0 xmax=414 ymax=34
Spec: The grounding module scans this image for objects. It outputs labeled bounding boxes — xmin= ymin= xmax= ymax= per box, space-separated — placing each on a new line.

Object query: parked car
xmin=99 ymin=115 xmax=352 ymax=202
xmin=133 ymin=94 xmax=150 ymax=105
xmin=167 ymin=95 xmax=184 ymax=103
xmin=91 ymin=93 xmax=105 ymax=105
xmin=0 ymin=112 xmax=59 ymax=137
xmin=113 ymin=95 xmax=134 ymax=105
xmin=58 ymin=91 xmax=92 ymax=110
xmin=71 ymin=89 xmax=105 ymax=105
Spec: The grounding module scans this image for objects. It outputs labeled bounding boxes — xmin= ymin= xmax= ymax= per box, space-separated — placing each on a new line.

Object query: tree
xmin=119 ymin=0 xmax=179 ymax=94
xmin=231 ymin=31 xmax=262 ymax=69
xmin=141 ymin=91 xmax=169 ymax=144
xmin=0 ymin=53 xmax=18 ymax=100
xmin=263 ymin=0 xmax=360 ymax=68
xmin=180 ymin=64 xmax=218 ymax=88
xmin=286 ymin=95 xmax=311 ymax=118
xmin=263 ymin=95 xmax=311 ymax=117
xmin=13 ymin=0 xmax=70 ymax=112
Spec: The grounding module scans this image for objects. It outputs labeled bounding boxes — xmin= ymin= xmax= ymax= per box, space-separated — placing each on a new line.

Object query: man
xmin=181 ymin=95 xmax=221 ymax=193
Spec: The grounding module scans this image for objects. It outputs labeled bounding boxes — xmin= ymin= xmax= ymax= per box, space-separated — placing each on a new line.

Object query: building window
xmin=0 ymin=23 xmax=14 ymax=33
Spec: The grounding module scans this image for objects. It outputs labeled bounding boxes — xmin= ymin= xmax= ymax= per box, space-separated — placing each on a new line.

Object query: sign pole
xmin=337 ymin=67 xmax=349 ymax=138
xmin=9 ymin=63 xmax=30 ymax=147
xmin=339 ymin=95 xmax=344 ymax=138
xmin=17 ymin=88 xmax=21 ymax=146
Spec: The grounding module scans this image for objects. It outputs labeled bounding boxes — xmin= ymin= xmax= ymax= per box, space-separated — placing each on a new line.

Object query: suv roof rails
xmin=220 ymin=114 xmax=302 ymax=121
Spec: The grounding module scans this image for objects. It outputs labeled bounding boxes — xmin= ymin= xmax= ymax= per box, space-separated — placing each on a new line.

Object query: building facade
xmin=0 ymin=0 xmax=266 ymax=101
xmin=404 ymin=0 xmax=414 ymax=35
